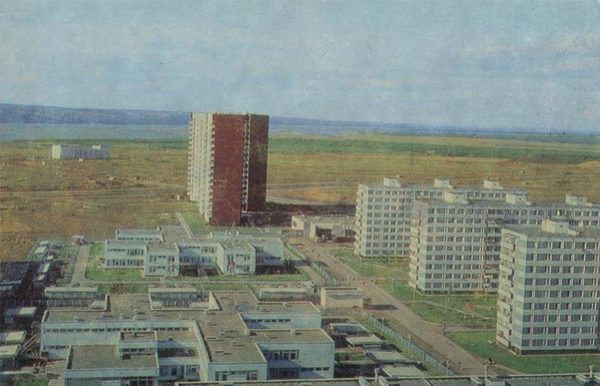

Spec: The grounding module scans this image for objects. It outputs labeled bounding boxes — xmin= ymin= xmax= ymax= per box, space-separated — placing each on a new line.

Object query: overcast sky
xmin=1 ymin=0 xmax=599 ymax=130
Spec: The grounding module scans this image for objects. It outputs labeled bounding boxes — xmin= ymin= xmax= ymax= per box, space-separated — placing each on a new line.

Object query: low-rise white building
xmin=51 ymin=144 xmax=111 ymax=160
xmin=104 ymin=229 xmax=286 ymax=278
xmin=41 ymin=289 xmax=334 ymax=385
xmin=291 ymin=215 xmax=355 ymax=242
xmin=320 ymin=287 xmax=364 ymax=309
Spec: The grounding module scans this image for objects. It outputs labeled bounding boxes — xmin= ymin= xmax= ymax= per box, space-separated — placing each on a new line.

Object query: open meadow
xmin=2 ymin=133 xmax=600 ymax=261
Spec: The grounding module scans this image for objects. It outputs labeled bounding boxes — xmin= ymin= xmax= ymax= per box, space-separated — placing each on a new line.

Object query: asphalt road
xmin=301 ymin=239 xmax=491 ymax=376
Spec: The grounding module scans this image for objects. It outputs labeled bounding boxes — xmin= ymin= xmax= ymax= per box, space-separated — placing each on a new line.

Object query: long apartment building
xmin=187 ymin=113 xmax=269 ymax=225
xmin=409 ymin=192 xmax=600 ymax=293
xmin=41 ymin=287 xmax=334 ymax=385
xmin=497 ymin=219 xmax=600 ymax=354
xmin=355 ymin=177 xmax=527 ymax=258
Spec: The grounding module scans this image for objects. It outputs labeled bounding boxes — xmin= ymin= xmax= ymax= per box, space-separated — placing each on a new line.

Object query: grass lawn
xmin=337 ymin=253 xmax=496 ymax=328
xmin=181 ymin=210 xmax=211 ymax=235
xmin=85 ymin=242 xmax=144 ymax=281
xmin=383 ymin=280 xmax=497 ymax=329
xmin=449 ymin=330 xmax=600 ymax=374
xmin=337 ymin=254 xmax=408 ymax=279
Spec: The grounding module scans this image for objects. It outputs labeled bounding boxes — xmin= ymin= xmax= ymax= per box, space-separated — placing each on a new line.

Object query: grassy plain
xmin=2 ymin=133 xmax=600 ymax=262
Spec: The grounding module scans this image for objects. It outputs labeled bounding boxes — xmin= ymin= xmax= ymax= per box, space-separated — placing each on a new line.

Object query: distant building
xmin=497 ymin=219 xmax=600 ymax=354
xmin=51 ymin=144 xmax=111 ymax=160
xmin=354 ymin=177 xmax=527 ymax=258
xmin=187 ymin=113 xmax=269 ymax=225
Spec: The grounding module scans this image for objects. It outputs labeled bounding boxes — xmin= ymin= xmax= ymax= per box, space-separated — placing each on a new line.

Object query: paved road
xmin=70 ymin=245 xmax=91 ymax=285
xmin=175 ymin=212 xmax=194 ymax=238
xmin=302 ymin=239 xmax=491 ymax=376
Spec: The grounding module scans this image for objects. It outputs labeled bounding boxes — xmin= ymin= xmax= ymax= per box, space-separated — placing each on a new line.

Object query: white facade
xmin=187 ymin=113 xmax=214 ymax=219
xmin=104 ymin=231 xmax=285 ymax=277
xmin=497 ymin=220 xmax=600 ymax=353
xmin=354 ymin=177 xmax=526 ymax=258
xmin=409 ymin=193 xmax=600 ymax=293
xmin=51 ymin=144 xmax=111 ymax=160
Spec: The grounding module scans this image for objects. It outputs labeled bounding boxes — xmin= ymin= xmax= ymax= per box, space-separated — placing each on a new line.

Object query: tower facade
xmin=188 ymin=112 xmax=269 ymax=225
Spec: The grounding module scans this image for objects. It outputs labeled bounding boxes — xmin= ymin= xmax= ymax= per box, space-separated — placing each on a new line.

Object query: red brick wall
xmin=246 ymin=114 xmax=269 ymax=212
xmin=210 ymin=114 xmax=245 ymax=225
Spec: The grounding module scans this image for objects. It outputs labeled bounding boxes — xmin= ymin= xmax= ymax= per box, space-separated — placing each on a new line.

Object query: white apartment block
xmin=355 ymin=177 xmax=527 ymax=258
xmin=409 ymin=192 xmax=600 ymax=293
xmin=497 ymin=219 xmax=600 ymax=354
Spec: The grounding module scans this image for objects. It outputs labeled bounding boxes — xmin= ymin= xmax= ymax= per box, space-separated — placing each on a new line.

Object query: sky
xmin=1 ymin=0 xmax=599 ymax=131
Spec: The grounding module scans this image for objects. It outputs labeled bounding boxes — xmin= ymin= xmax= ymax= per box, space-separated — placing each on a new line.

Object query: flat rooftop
xmin=45 ymin=291 xmax=319 ymax=322
xmin=121 ymin=331 xmax=156 ymax=341
xmin=0 ymin=331 xmax=26 ymax=345
xmin=345 ymin=334 xmax=383 ymax=347
xmin=68 ymin=345 xmax=158 ymax=370
xmin=45 ymin=294 xmax=206 ymax=322
xmin=116 ymin=228 xmax=162 ymax=237
xmin=45 ymin=286 xmax=99 ymax=294
xmin=219 ymin=238 xmax=254 ymax=252
xmin=5 ymin=307 xmax=36 ymax=317
xmin=416 ymin=197 xmax=600 ymax=210
xmin=382 ymin=365 xmax=426 ymax=378
xmin=105 ymin=239 xmax=147 ymax=247
xmin=147 ymin=243 xmax=178 ymax=253
xmin=176 ymin=380 xmax=361 ymax=386
xmin=0 ymin=345 xmax=19 ymax=359
xmin=366 ymin=349 xmax=411 ymax=364
xmin=504 ymin=224 xmax=600 ymax=239
xmin=363 ymin=181 xmax=525 ymax=192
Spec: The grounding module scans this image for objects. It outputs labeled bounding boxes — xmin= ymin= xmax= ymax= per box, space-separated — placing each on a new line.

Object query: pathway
xmin=302 ymin=239 xmax=493 ymax=376
xmin=175 ymin=212 xmax=194 ymax=238
xmin=70 ymin=244 xmax=91 ymax=285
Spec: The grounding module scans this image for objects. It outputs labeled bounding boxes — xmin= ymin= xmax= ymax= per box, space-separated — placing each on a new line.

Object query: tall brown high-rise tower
xmin=187 ymin=112 xmax=268 ymax=225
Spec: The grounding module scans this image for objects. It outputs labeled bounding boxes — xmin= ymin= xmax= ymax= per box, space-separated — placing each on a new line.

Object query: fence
xmin=366 ymin=315 xmax=455 ymax=376
xmin=311 ymin=262 xmax=338 ymax=286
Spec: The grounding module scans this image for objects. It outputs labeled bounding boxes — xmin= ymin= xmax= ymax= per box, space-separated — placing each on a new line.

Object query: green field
xmin=270 ymin=135 xmax=600 ymax=164
xmin=334 ymin=252 xmax=496 ymax=328
xmin=449 ymin=331 xmax=600 ymax=374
